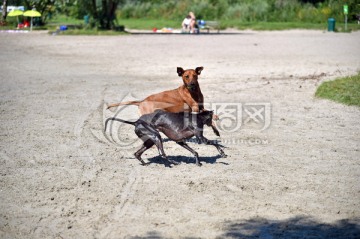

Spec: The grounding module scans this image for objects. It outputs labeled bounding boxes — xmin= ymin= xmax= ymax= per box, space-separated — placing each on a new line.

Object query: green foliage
xmin=115 ymin=0 xmax=360 ymax=24
xmin=48 ymin=14 xmax=84 ymax=25
xmin=315 ymin=74 xmax=360 ymax=106
xmin=2 ymin=0 xmax=360 ymax=31
xmin=117 ymin=18 xmax=179 ymax=29
xmin=113 ymin=18 xmax=359 ymax=31
xmin=224 ymin=0 xmax=269 ymax=21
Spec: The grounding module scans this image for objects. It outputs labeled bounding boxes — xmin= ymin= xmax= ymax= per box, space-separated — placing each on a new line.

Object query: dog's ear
xmin=177 ymin=67 xmax=184 ymax=77
xmin=195 ymin=66 xmax=204 ymax=75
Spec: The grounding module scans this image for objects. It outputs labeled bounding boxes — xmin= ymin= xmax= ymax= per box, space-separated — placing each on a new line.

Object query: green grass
xmin=315 ymin=74 xmax=360 ymax=106
xmin=221 ymin=20 xmax=325 ymax=30
xmin=2 ymin=14 xmax=359 ymax=33
xmin=222 ymin=20 xmax=360 ymax=31
xmin=117 ymin=18 xmax=179 ymax=30
xmin=48 ymin=15 xmax=84 ymax=25
xmin=57 ymin=29 xmax=127 ymax=35
xmin=117 ymin=18 xmax=360 ymax=31
xmin=48 ymin=16 xmax=179 ymax=31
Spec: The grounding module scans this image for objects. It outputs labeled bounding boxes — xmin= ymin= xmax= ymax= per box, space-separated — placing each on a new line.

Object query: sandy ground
xmin=0 ymin=29 xmax=360 ymax=239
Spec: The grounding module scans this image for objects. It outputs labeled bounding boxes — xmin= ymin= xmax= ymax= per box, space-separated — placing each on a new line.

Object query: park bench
xmin=197 ymin=20 xmax=220 ymax=33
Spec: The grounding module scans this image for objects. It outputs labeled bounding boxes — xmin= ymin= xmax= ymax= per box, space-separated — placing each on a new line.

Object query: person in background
xmin=24 ymin=19 xmax=30 ymax=28
xmin=182 ymin=12 xmax=197 ymax=33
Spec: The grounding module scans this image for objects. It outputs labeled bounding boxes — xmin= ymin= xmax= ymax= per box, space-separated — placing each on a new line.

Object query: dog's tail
xmin=104 ymin=117 xmax=136 ymax=132
xmin=106 ymin=100 xmax=142 ymax=110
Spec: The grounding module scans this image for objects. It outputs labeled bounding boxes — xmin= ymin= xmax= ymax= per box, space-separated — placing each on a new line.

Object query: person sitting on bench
xmin=182 ymin=12 xmax=197 ymax=33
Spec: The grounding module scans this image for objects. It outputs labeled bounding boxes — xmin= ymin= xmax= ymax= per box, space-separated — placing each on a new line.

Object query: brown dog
xmin=107 ymin=67 xmax=220 ymax=136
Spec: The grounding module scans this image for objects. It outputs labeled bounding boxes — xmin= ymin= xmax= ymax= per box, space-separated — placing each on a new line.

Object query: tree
xmin=78 ymin=0 xmax=123 ymax=29
xmin=1 ymin=0 xmax=56 ymax=24
xmin=100 ymin=0 xmax=119 ymax=29
xmin=1 ymin=0 xmax=8 ymax=23
xmin=23 ymin=0 xmax=55 ymax=23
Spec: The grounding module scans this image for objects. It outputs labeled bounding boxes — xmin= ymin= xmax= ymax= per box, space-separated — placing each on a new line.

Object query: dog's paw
xmin=212 ymin=114 xmax=219 ymax=121
xmin=221 ymin=153 xmax=228 ymax=158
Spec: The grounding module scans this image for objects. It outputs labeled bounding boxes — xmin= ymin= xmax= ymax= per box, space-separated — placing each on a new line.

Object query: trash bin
xmin=84 ymin=15 xmax=89 ymax=25
xmin=328 ymin=18 xmax=335 ymax=32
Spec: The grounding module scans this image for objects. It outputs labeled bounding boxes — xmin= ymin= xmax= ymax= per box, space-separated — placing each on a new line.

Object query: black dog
xmin=105 ymin=110 xmax=226 ymax=166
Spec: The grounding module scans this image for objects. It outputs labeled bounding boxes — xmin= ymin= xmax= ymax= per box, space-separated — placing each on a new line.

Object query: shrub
xmin=115 ymin=0 xmax=360 ymax=24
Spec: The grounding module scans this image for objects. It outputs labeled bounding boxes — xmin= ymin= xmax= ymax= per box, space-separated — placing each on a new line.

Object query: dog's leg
xmin=153 ymin=135 xmax=170 ymax=166
xmin=152 ymin=134 xmax=179 ymax=167
xmin=196 ymin=134 xmax=227 ymax=158
xmin=134 ymin=124 xmax=158 ymax=165
xmin=201 ymin=110 xmax=220 ymax=137
xmin=209 ymin=140 xmax=227 ymax=158
xmin=177 ymin=141 xmax=202 ymax=166
xmin=134 ymin=140 xmax=154 ymax=165
xmin=211 ymin=121 xmax=220 ymax=137
xmin=137 ymin=121 xmax=179 ymax=167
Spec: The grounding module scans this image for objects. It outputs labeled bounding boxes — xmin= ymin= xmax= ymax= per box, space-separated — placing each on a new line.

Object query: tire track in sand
xmin=115 ymin=166 xmax=140 ymax=218
xmin=98 ymin=165 xmax=141 ymax=238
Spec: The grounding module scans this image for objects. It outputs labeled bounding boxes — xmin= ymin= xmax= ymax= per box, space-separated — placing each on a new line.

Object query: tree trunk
xmin=101 ymin=0 xmax=107 ymax=29
xmin=81 ymin=0 xmax=120 ymax=30
xmin=108 ymin=0 xmax=117 ymax=29
xmin=91 ymin=0 xmax=98 ymax=20
xmin=1 ymin=0 xmax=8 ymax=23
xmin=98 ymin=0 xmax=120 ymax=29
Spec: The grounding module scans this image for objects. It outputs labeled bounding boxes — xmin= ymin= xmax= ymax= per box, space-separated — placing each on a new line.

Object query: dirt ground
xmin=0 ymin=30 xmax=359 ymax=239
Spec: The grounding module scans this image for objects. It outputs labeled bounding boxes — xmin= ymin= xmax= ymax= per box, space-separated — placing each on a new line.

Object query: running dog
xmin=105 ymin=110 xmax=226 ymax=167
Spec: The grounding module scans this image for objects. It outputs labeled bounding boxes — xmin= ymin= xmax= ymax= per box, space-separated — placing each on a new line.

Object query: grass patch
xmin=48 ymin=15 xmax=84 ymax=25
xmin=221 ymin=21 xmax=326 ymax=30
xmin=117 ymin=18 xmax=179 ymax=30
xmin=315 ymin=74 xmax=360 ymax=106
xmin=57 ymin=29 xmax=127 ymax=36
xmin=117 ymin=19 xmax=360 ymax=31
xmin=221 ymin=21 xmax=360 ymax=31
xmin=3 ymin=15 xmax=359 ymax=33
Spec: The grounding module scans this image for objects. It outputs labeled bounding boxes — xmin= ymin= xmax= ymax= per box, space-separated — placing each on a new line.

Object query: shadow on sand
xmin=220 ymin=216 xmax=360 ymax=239
xmin=145 ymin=154 xmax=227 ymax=166
xmin=129 ymin=216 xmax=360 ymax=239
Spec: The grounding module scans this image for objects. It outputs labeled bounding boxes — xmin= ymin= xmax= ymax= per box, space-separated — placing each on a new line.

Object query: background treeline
xmin=114 ymin=0 xmax=359 ymax=23
xmin=2 ymin=0 xmax=359 ymax=30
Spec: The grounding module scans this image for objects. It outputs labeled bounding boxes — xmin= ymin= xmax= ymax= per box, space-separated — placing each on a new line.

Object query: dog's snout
xmin=187 ymin=82 xmax=198 ymax=90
